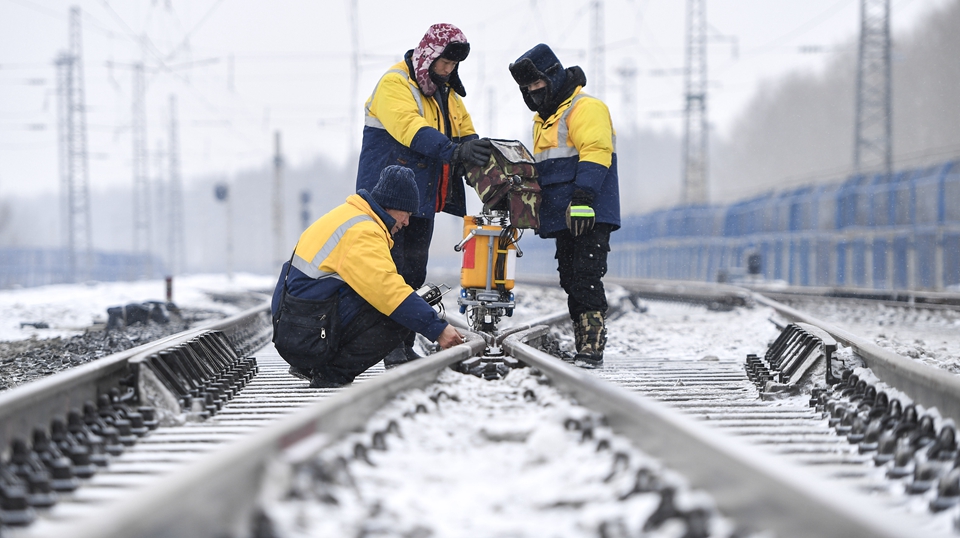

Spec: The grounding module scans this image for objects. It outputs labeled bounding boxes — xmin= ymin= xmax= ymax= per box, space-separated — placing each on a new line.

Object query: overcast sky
xmin=0 ymin=0 xmax=950 ymax=198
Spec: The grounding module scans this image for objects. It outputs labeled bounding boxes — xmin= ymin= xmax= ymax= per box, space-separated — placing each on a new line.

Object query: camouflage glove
xmin=565 ymin=189 xmax=595 ymax=237
xmin=453 ymin=138 xmax=493 ymax=167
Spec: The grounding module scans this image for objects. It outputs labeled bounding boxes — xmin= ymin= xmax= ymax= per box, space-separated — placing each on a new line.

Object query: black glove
xmin=453 ymin=138 xmax=493 ymax=167
xmin=565 ymin=189 xmax=596 ymax=237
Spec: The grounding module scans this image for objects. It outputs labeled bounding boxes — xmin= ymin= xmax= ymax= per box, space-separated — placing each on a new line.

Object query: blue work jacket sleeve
xmin=389 ymin=292 xmax=449 ymax=341
xmin=409 ymin=128 xmax=479 ymax=163
xmin=574 ymin=161 xmax=609 ymax=199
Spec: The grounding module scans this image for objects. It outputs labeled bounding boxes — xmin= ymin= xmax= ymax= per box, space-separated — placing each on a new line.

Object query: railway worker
xmin=356 ymin=22 xmax=492 ymax=367
xmin=508 ymin=43 xmax=621 ymax=369
xmin=272 ymin=165 xmax=465 ymax=388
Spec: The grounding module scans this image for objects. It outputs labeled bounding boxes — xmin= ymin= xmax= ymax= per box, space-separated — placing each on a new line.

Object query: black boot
xmin=288 ymin=366 xmax=313 ymax=382
xmin=383 ymin=344 xmax=422 ymax=369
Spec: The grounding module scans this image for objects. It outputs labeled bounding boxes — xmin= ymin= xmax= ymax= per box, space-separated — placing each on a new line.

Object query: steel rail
xmin=54 ymin=334 xmax=487 ymax=538
xmin=517 ymin=276 xmax=960 ymax=421
xmin=501 ymin=327 xmax=935 ymax=538
xmin=742 ymin=282 xmax=960 ymax=310
xmin=0 ymin=303 xmax=271 ymax=452
xmin=752 ymin=292 xmax=960 ymax=424
xmin=517 ymin=275 xmax=753 ymax=309
xmin=520 ymin=275 xmax=960 ymax=426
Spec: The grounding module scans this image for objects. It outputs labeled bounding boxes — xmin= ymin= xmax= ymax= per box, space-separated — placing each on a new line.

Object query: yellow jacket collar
xmin=346 ymin=194 xmax=394 ymax=248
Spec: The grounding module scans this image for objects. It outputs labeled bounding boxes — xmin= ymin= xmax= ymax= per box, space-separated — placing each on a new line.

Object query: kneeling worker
xmin=271 ymin=165 xmax=464 ymax=388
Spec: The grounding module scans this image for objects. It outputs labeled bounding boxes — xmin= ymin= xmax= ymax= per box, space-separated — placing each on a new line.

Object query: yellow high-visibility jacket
xmin=356 ymin=54 xmax=479 ymax=218
xmin=274 ymin=193 xmax=447 ymax=340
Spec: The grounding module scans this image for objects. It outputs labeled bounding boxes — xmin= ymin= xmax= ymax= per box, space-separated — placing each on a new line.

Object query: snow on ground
xmin=7 ymin=273 xmax=952 ymax=380
xmin=4 ymin=276 xmax=959 ymax=535
xmin=265 ymin=368 xmax=734 ymax=538
xmin=0 ymin=273 xmax=276 ymax=343
xmin=507 ymin=283 xmax=784 ymax=362
xmin=2 ymin=276 xmax=956 ymax=376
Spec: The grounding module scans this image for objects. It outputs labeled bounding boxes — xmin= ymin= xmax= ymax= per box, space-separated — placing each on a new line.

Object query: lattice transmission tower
xmin=131 ymin=62 xmax=151 ymax=278
xmin=55 ymin=6 xmax=92 ymax=283
xmin=681 ymin=0 xmax=708 ymax=205
xmin=853 ymin=0 xmax=892 ymax=177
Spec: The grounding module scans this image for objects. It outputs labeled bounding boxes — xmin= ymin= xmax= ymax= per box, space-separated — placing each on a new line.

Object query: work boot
xmin=309 ymin=372 xmax=346 ymax=389
xmin=288 ymin=366 xmax=313 ymax=382
xmin=383 ymin=345 xmax=422 ymax=369
xmin=573 ymin=311 xmax=606 ymax=369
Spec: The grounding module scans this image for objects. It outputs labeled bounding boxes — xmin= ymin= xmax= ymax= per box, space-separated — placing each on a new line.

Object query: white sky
xmin=0 ymin=0 xmax=951 ymax=197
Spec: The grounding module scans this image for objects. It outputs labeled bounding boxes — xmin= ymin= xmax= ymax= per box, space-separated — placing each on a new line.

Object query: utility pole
xmin=132 ymin=61 xmax=151 ymax=278
xmin=681 ymin=0 xmax=708 ymax=205
xmin=487 ymin=87 xmax=497 ymax=137
xmin=55 ymin=5 xmax=92 ymax=283
xmin=589 ymin=0 xmax=605 ymax=100
xmin=300 ymin=190 xmax=311 ymax=231
xmin=348 ymin=0 xmax=360 ymax=157
xmin=153 ymin=139 xmax=165 ymax=273
xmin=616 ymin=60 xmax=638 ymax=135
xmin=167 ymin=95 xmax=185 ymax=275
xmin=853 ymin=0 xmax=892 ymax=177
xmin=272 ymin=131 xmax=285 ymax=270
xmin=214 ymin=183 xmax=233 ymax=281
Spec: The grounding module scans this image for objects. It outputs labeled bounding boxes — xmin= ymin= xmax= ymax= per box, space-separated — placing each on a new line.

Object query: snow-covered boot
xmin=574 ymin=311 xmax=606 ymax=369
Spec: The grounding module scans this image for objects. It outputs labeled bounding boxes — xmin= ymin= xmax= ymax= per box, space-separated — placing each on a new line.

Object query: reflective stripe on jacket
xmin=356 ymin=56 xmax=478 ymax=219
xmin=530 ymin=87 xmax=621 ymax=237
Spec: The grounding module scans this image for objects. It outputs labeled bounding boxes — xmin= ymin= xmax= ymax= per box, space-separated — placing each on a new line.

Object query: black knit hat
xmin=371 ymin=165 xmax=419 ymax=213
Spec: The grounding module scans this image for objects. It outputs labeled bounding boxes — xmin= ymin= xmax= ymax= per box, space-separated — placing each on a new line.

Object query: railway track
xmin=0 ymin=281 xmax=957 ymax=537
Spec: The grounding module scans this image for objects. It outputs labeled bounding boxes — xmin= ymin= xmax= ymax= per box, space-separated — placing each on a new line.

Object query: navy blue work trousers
xmin=316 ymin=300 xmax=409 ymax=385
xmin=554 ymin=223 xmax=613 ymax=320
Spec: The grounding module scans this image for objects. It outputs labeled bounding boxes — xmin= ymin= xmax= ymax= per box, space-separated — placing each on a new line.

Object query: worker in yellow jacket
xmin=272 ymin=165 xmax=463 ymax=387
xmin=356 ymin=23 xmax=492 ymax=365
xmin=509 ymin=44 xmax=621 ymax=369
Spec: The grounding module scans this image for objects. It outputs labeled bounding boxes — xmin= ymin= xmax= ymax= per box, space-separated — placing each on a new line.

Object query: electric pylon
xmin=681 ymin=0 xmax=708 ymax=205
xmin=853 ymin=0 xmax=892 ymax=177
xmin=55 ymin=6 xmax=92 ymax=283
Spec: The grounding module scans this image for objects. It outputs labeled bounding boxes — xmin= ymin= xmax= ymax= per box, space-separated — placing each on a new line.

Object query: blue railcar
xmin=539 ymin=158 xmax=959 ymax=291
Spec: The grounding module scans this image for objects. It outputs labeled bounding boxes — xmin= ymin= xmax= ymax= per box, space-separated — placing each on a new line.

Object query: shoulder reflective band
xmin=292 ymin=214 xmax=375 ymax=279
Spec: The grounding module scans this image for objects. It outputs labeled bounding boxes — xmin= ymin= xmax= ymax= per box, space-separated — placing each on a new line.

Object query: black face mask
xmin=528 ymin=87 xmax=547 ymax=106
